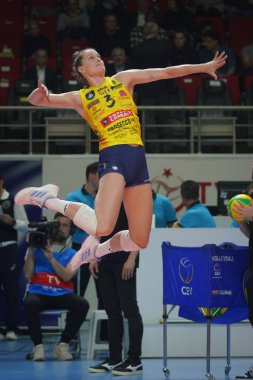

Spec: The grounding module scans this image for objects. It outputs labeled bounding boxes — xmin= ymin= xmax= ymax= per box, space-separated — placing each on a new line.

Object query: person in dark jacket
xmin=0 ymin=172 xmax=28 ymax=340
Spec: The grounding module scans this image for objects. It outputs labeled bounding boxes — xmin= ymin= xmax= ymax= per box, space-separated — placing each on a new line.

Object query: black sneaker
xmin=112 ymin=359 xmax=143 ymax=376
xmin=236 ymin=368 xmax=253 ymax=379
xmin=89 ymin=360 xmax=123 ymax=373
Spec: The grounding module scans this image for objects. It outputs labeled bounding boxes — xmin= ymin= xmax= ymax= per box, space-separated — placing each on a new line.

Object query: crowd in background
xmin=2 ymin=0 xmax=253 ymax=96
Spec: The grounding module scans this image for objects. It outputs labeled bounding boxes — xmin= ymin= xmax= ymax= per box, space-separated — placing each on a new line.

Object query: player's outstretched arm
xmin=28 ymin=80 xmax=81 ymax=110
xmin=116 ymin=51 xmax=227 ymax=89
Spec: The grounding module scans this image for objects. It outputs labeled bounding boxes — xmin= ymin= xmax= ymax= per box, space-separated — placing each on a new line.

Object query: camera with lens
xmin=28 ymin=217 xmax=60 ymax=249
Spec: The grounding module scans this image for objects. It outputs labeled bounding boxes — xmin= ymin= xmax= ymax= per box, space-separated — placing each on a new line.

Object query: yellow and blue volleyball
xmin=227 ymin=194 xmax=252 ymax=222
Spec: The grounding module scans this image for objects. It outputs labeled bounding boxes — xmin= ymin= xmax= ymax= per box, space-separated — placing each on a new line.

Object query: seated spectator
xmin=23 ymin=48 xmax=59 ymax=93
xmin=168 ymin=29 xmax=199 ymax=66
xmin=90 ymin=0 xmax=125 ymax=31
xmin=22 ymin=19 xmax=52 ymax=60
xmin=172 ymin=180 xmax=216 ymax=228
xmin=23 ymin=212 xmax=89 ymax=361
xmin=105 ymin=47 xmax=130 ymax=76
xmin=240 ymin=43 xmax=253 ymax=75
xmin=92 ymin=13 xmax=129 ymax=58
xmin=129 ymin=9 xmax=168 ymax=50
xmin=161 ymin=0 xmax=197 ymax=35
xmin=57 ymin=0 xmax=91 ymax=41
xmin=198 ymin=30 xmax=236 ymax=77
xmin=152 ymin=190 xmax=177 ymax=227
xmin=195 ymin=0 xmax=223 ymax=16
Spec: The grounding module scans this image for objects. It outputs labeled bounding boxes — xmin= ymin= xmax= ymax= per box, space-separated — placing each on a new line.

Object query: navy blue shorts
xmin=98 ymin=144 xmax=150 ymax=187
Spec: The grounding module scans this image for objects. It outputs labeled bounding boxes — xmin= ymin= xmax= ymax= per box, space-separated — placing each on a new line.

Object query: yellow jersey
xmin=79 ymin=77 xmax=143 ymax=151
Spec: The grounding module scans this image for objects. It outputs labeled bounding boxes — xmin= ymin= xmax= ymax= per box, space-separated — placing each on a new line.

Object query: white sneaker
xmin=53 ymin=342 xmax=73 ymax=361
xmin=5 ymin=331 xmax=18 ymax=340
xmin=33 ymin=344 xmax=45 ymax=361
xmin=15 ymin=184 xmax=59 ymax=208
xmin=68 ymin=236 xmax=99 ymax=271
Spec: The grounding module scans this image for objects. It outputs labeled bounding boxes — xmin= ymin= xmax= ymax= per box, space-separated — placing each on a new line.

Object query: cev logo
xmin=179 ymin=257 xmax=194 ymax=284
xmin=179 ymin=257 xmax=194 ymax=296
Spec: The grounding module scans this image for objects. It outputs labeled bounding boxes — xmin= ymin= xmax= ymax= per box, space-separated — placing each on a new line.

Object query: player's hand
xmin=232 ymin=199 xmax=253 ymax=221
xmin=37 ymin=80 xmax=50 ymax=101
xmin=89 ymin=260 xmax=99 ymax=279
xmin=205 ymin=51 xmax=227 ymax=80
xmin=122 ymin=258 xmax=135 ymax=281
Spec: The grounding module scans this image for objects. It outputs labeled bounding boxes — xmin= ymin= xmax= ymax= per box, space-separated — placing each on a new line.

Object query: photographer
xmin=23 ymin=212 xmax=89 ymax=361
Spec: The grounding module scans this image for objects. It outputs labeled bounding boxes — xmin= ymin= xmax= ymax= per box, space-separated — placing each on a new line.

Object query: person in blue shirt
xmin=172 ymin=180 xmax=216 ymax=228
xmin=23 ymin=213 xmax=89 ymax=361
xmin=152 ymin=190 xmax=177 ymax=227
xmin=199 ymin=30 xmax=236 ymax=77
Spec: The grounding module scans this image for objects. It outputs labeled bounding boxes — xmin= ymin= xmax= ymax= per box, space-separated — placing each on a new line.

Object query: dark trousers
xmin=98 ymin=261 xmax=143 ymax=363
xmin=72 ymin=242 xmax=103 ymax=308
xmin=0 ymin=243 xmax=19 ymax=331
xmin=23 ymin=292 xmax=89 ymax=346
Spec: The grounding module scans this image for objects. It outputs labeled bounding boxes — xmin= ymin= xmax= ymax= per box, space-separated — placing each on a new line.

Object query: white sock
xmin=44 ymin=198 xmax=69 ymax=214
xmin=96 ymin=239 xmax=113 ymax=258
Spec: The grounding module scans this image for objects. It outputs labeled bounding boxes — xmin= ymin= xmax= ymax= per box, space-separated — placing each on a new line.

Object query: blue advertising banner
xmin=162 ymin=242 xmax=249 ymax=324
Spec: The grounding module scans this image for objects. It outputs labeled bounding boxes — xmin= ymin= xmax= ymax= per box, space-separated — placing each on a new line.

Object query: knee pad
xmin=119 ymin=230 xmax=142 ymax=252
xmin=73 ymin=204 xmax=97 ymax=236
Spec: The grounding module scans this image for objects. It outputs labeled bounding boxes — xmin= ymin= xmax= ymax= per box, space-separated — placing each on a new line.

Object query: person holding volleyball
xmin=15 ymin=49 xmax=227 ymax=265
xmin=233 ymin=181 xmax=253 ymax=379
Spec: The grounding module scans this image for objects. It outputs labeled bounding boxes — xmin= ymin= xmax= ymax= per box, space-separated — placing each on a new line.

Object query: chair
xmin=197 ymin=77 xmax=232 ymax=117
xmin=0 ymin=78 xmax=11 ymax=106
xmin=60 ymin=39 xmax=91 ymax=79
xmin=222 ymin=75 xmax=241 ymax=105
xmin=87 ymin=310 xmax=129 ymax=360
xmin=177 ymin=75 xmax=203 ymax=105
xmin=7 ymin=79 xmax=36 ymax=126
xmin=0 ymin=57 xmax=22 ymax=84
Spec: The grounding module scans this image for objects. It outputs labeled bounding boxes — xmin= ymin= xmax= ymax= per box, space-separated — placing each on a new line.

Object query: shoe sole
xmin=15 ymin=184 xmax=59 ymax=206
xmin=112 ymin=370 xmax=143 ymax=376
xmin=89 ymin=368 xmax=108 ymax=373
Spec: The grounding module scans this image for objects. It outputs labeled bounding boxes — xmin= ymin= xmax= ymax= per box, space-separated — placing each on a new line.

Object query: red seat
xmin=227 ymin=17 xmax=253 ymax=56
xmin=30 ymin=17 xmax=57 ymax=58
xmin=61 ymin=40 xmax=91 ymax=79
xmin=177 ymin=75 xmax=203 ymax=105
xmin=222 ymin=75 xmax=240 ymax=105
xmin=0 ymin=57 xmax=22 ymax=83
xmin=243 ymin=75 xmax=253 ymax=91
xmin=0 ymin=0 xmax=24 ymax=15
xmin=0 ymin=78 xmax=11 ymax=105
xmin=61 ymin=39 xmax=91 ymax=60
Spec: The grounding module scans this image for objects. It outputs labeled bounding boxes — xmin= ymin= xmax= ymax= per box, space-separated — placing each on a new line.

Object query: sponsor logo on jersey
xmin=111 ymin=83 xmax=122 ymax=90
xmin=119 ymin=90 xmax=128 ymax=97
xmin=87 ymin=99 xmax=100 ymax=109
xmin=85 ymin=91 xmax=95 ymax=100
xmin=97 ymin=86 xmax=110 ymax=95
xmin=100 ymin=110 xmax=133 ymax=127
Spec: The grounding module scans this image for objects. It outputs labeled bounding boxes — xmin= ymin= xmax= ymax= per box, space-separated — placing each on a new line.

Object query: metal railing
xmin=0 ymin=105 xmax=252 ymax=155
